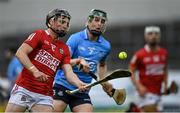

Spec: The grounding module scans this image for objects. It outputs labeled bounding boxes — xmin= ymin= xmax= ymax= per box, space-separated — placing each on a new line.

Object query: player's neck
xmin=47 ymin=29 xmax=58 ymax=40
xmin=87 ymin=30 xmax=98 ymax=41
xmin=148 ymin=44 xmax=159 ymax=52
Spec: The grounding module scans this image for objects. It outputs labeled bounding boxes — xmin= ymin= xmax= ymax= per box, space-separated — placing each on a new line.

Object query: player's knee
xmin=72 ymin=103 xmax=93 ymax=112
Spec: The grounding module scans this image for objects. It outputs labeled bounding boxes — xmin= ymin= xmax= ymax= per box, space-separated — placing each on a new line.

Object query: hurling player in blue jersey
xmin=53 ymin=9 xmax=113 ymax=112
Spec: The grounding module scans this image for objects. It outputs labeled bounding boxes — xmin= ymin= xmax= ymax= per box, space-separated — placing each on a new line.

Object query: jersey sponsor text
xmin=35 ymin=49 xmax=60 ymax=71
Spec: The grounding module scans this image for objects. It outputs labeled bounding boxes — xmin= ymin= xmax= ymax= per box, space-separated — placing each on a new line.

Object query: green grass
xmin=1 ymin=104 xmax=128 ymax=112
xmin=93 ymin=106 xmax=126 ymax=112
xmin=64 ymin=106 xmax=128 ymax=112
xmin=0 ymin=104 xmax=6 ymax=112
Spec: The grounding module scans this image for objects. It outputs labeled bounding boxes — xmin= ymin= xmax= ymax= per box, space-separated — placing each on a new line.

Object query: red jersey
xmin=16 ymin=29 xmax=70 ymax=96
xmin=130 ymin=45 xmax=168 ymax=95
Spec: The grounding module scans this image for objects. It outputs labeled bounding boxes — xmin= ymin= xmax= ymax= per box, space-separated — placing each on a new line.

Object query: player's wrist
xmin=75 ymin=80 xmax=84 ymax=88
xmin=102 ymin=82 xmax=110 ymax=87
xmin=29 ymin=65 xmax=39 ymax=74
xmin=76 ymin=58 xmax=84 ymax=70
xmin=76 ymin=58 xmax=82 ymax=65
xmin=29 ymin=65 xmax=35 ymax=70
xmin=134 ymin=81 xmax=141 ymax=88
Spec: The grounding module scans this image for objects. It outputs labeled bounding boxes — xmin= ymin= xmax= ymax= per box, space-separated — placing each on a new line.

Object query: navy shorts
xmin=53 ymin=83 xmax=92 ymax=110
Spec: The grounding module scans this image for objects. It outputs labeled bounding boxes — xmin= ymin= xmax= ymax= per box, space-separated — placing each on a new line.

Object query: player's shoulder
xmin=29 ymin=29 xmax=47 ymax=37
xmin=69 ymin=30 xmax=84 ymax=39
xmin=131 ymin=47 xmax=146 ymax=59
xmin=67 ymin=30 xmax=86 ymax=45
xmin=57 ymin=39 xmax=67 ymax=47
xmin=159 ymin=47 xmax=168 ymax=52
xmin=99 ymin=35 xmax=111 ymax=48
xmin=33 ymin=29 xmax=45 ymax=34
xmin=160 ymin=47 xmax=168 ymax=56
xmin=135 ymin=47 xmax=145 ymax=55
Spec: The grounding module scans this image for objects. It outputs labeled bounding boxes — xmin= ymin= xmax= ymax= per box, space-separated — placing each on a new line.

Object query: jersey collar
xmin=144 ymin=44 xmax=150 ymax=52
xmin=84 ymin=29 xmax=102 ymax=43
xmin=144 ymin=44 xmax=160 ymax=53
xmin=45 ymin=30 xmax=50 ymax=35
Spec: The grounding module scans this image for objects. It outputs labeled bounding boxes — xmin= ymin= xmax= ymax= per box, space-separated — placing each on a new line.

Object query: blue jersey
xmin=54 ymin=29 xmax=111 ymax=90
xmin=7 ymin=57 xmax=23 ymax=81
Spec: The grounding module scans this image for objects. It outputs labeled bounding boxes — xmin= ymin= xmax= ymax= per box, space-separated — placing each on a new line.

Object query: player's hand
xmin=164 ymin=81 xmax=179 ymax=95
xmin=78 ymin=58 xmax=90 ymax=73
xmin=137 ymin=84 xmax=147 ymax=97
xmin=102 ymin=82 xmax=114 ymax=97
xmin=32 ymin=70 xmax=50 ymax=82
xmin=163 ymin=86 xmax=170 ymax=95
xmin=77 ymin=81 xmax=89 ymax=92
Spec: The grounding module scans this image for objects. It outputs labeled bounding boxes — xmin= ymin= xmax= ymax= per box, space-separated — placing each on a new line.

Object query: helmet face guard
xmin=88 ymin=9 xmax=107 ymax=21
xmin=46 ymin=9 xmax=71 ymax=27
xmin=144 ymin=26 xmax=161 ymax=46
xmin=87 ymin=9 xmax=107 ymax=36
xmin=46 ymin=9 xmax=71 ymax=37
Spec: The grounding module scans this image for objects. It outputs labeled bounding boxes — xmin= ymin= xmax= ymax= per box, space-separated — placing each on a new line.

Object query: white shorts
xmin=137 ymin=92 xmax=162 ymax=111
xmin=8 ymin=84 xmax=54 ymax=111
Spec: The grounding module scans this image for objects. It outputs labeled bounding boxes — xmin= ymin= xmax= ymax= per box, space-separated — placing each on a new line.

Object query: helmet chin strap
xmin=148 ymin=41 xmax=159 ymax=47
xmin=49 ymin=26 xmax=66 ymax=38
xmin=87 ymin=26 xmax=102 ymax=37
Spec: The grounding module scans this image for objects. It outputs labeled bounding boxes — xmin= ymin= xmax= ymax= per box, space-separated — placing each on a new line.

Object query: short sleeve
xmin=24 ymin=30 xmax=42 ymax=49
xmin=100 ymin=50 xmax=111 ymax=63
xmin=66 ymin=34 xmax=78 ymax=57
xmin=100 ymin=42 xmax=111 ymax=63
xmin=129 ymin=52 xmax=139 ymax=69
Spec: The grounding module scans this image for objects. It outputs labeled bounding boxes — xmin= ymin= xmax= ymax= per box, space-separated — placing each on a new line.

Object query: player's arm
xmin=66 ymin=34 xmax=79 ymax=67
xmin=98 ymin=62 xmax=107 ymax=79
xmin=70 ymin=58 xmax=89 ymax=73
xmin=163 ymin=66 xmax=168 ymax=93
xmin=129 ymin=65 xmax=147 ymax=97
xmin=70 ymin=58 xmax=81 ymax=66
xmin=129 ymin=55 xmax=141 ymax=87
xmin=129 ymin=64 xmax=138 ymax=87
xmin=62 ymin=42 xmax=87 ymax=90
xmin=163 ymin=51 xmax=169 ymax=94
xmin=16 ymin=43 xmax=35 ymax=72
xmin=98 ymin=62 xmax=113 ymax=97
xmin=16 ymin=43 xmax=49 ymax=82
xmin=129 ymin=55 xmax=147 ymax=97
xmin=62 ymin=64 xmax=87 ymax=91
xmin=66 ymin=35 xmax=89 ymax=73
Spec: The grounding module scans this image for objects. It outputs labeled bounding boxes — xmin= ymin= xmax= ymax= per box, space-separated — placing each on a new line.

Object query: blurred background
xmin=0 ymin=0 xmax=180 ymax=112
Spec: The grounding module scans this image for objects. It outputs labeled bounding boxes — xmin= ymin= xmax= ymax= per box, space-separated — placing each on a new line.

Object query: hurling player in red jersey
xmin=129 ymin=26 xmax=169 ymax=112
xmin=5 ymin=9 xmax=87 ymax=112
